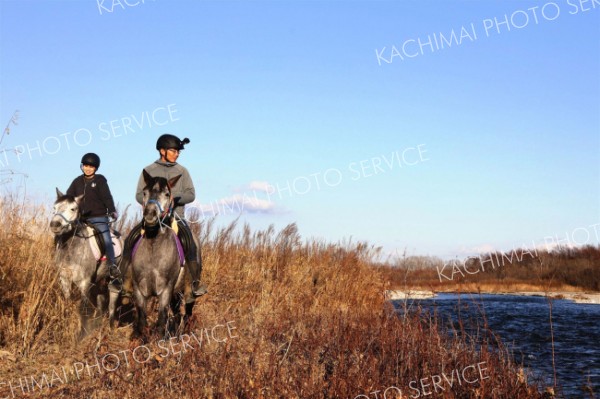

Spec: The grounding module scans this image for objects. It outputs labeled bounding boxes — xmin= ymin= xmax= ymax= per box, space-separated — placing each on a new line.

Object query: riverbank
xmin=0 ymin=199 xmax=545 ymax=399
xmin=387 ymin=288 xmax=600 ymax=304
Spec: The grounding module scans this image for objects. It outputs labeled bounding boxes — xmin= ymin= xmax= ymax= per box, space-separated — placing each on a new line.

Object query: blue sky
xmin=1 ymin=0 xmax=598 ymax=259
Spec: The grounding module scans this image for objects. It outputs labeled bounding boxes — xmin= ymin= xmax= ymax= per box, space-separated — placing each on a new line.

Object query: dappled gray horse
xmin=129 ymin=170 xmax=192 ymax=337
xmin=50 ymin=189 xmax=121 ymax=338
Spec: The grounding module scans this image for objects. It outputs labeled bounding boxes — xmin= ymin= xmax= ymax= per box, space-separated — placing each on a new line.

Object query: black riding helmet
xmin=81 ymin=153 xmax=100 ymax=169
xmin=156 ymin=134 xmax=190 ymax=151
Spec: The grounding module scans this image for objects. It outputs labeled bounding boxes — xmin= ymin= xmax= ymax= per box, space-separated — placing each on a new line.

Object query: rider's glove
xmin=111 ymin=211 xmax=119 ymax=220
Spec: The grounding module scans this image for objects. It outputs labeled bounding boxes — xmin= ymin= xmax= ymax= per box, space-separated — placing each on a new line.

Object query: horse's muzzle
xmin=143 ymin=214 xmax=159 ymax=227
xmin=143 ymin=206 xmax=160 ymax=226
xmin=50 ymin=220 xmax=68 ymax=234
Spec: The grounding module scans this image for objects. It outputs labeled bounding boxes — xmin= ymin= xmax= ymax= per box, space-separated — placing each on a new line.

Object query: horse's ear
xmin=142 ymin=169 xmax=153 ymax=186
xmin=74 ymin=194 xmax=84 ymax=205
xmin=168 ymin=174 xmax=182 ymax=189
xmin=56 ymin=188 xmax=64 ymax=198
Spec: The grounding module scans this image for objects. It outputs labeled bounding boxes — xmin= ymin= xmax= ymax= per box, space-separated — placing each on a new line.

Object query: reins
xmin=53 ymin=212 xmax=103 ymax=249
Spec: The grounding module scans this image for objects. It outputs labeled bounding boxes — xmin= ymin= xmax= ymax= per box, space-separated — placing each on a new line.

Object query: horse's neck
xmin=55 ymin=223 xmax=90 ymax=247
xmin=143 ymin=221 xmax=172 ymax=239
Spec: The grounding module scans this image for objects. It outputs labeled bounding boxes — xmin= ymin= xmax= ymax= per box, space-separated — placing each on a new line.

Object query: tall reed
xmin=0 ymin=199 xmax=543 ymax=398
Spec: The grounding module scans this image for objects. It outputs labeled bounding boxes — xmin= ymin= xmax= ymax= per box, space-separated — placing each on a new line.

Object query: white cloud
xmin=245 ymin=180 xmax=274 ymax=193
xmin=232 ymin=180 xmax=274 ymax=194
xmin=184 ymin=180 xmax=284 ymax=220
xmin=185 ymin=193 xmax=279 ymax=218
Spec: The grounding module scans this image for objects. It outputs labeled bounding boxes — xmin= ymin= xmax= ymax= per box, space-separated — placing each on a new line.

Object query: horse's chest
xmin=58 ymin=247 xmax=92 ymax=265
xmin=133 ymin=238 xmax=179 ymax=273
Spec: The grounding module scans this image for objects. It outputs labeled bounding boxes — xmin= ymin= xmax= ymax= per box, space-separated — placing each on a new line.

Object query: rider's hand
xmin=111 ymin=211 xmax=119 ymax=220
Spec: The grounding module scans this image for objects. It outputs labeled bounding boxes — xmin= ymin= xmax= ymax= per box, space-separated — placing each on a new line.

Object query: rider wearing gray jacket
xmin=124 ymin=134 xmax=208 ymax=301
xmin=135 ymin=159 xmax=195 ymax=218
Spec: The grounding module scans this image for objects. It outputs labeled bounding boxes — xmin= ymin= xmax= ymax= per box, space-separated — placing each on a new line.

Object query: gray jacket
xmin=136 ymin=159 xmax=195 ymax=217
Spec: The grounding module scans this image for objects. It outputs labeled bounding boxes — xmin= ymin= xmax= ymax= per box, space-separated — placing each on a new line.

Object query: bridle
xmin=52 ymin=205 xmax=100 ymax=240
xmin=52 ymin=207 xmax=86 ymax=247
xmin=52 ymin=211 xmax=77 ymax=225
xmin=143 ymin=189 xmax=175 ymax=232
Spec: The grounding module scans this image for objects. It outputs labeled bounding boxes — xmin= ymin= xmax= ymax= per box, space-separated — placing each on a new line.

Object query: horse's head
xmin=141 ymin=169 xmax=181 ymax=227
xmin=50 ymin=188 xmax=83 ymax=235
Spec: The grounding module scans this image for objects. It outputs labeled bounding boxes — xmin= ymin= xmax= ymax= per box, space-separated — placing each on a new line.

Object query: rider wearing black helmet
xmin=123 ymin=134 xmax=207 ymax=300
xmin=67 ymin=153 xmax=122 ymax=292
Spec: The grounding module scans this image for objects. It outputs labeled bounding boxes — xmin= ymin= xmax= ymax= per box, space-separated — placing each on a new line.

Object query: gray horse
xmin=129 ymin=170 xmax=193 ymax=338
xmin=50 ymin=189 xmax=121 ymax=337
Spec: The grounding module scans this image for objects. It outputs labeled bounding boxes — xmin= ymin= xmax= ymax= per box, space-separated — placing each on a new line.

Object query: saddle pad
xmin=89 ymin=228 xmax=122 ymax=261
xmin=131 ymin=230 xmax=185 ymax=266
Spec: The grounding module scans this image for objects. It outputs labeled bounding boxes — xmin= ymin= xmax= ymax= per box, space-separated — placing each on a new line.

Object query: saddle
xmin=85 ymin=224 xmax=122 ymax=262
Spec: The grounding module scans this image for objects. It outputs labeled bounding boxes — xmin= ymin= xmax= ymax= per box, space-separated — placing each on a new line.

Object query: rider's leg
xmin=88 ymin=216 xmax=121 ymax=292
xmin=176 ymin=219 xmax=207 ymax=300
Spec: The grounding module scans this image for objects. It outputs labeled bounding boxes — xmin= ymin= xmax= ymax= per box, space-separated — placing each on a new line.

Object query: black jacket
xmin=66 ymin=174 xmax=116 ymax=218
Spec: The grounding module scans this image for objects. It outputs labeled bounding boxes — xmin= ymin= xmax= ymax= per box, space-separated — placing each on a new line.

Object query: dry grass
xmin=402 ymin=282 xmax=585 ymax=294
xmin=380 ymin=248 xmax=600 ymax=293
xmin=439 ymin=282 xmax=584 ymax=294
xmin=0 ymin=198 xmax=544 ymax=398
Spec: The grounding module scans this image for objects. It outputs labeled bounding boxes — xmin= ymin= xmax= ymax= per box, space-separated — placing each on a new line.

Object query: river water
xmin=393 ymin=294 xmax=600 ymax=398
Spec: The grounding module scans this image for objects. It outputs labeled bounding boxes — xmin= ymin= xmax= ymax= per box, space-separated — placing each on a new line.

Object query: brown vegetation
xmin=379 ymin=247 xmax=600 ymax=293
xmin=0 ymin=198 xmax=545 ymax=398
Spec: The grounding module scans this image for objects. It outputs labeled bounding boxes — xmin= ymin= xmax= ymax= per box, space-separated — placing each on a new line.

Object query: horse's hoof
xmin=131 ymin=331 xmax=146 ymax=342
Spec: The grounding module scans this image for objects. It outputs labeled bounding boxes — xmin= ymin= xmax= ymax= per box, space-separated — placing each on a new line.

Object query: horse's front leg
xmin=156 ymin=287 xmax=174 ymax=337
xmin=77 ymin=281 xmax=95 ymax=340
xmin=108 ymin=289 xmax=119 ymax=328
xmin=97 ymin=292 xmax=107 ymax=317
xmin=59 ymin=268 xmax=72 ymax=300
xmin=133 ymin=289 xmax=148 ymax=339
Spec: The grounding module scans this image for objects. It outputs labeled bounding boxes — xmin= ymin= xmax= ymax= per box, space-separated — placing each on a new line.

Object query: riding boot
xmin=176 ymin=220 xmax=207 ymax=302
xmin=187 ymin=259 xmax=207 ymax=298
